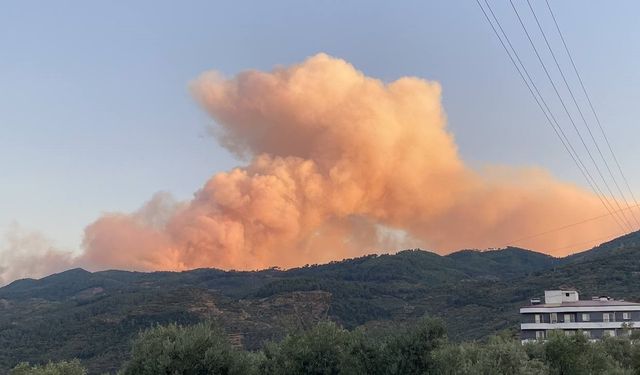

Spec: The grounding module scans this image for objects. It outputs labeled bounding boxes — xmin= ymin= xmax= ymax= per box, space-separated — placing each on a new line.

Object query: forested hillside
xmin=14 ymin=318 xmax=640 ymax=374
xmin=1 ymin=234 xmax=639 ymax=374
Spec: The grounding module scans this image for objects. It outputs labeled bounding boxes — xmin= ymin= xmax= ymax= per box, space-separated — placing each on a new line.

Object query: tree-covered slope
xmin=561 ymin=230 xmax=640 ymax=264
xmin=1 ymin=233 xmax=639 ymax=374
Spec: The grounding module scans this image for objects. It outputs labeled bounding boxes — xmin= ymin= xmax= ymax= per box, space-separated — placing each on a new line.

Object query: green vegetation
xmin=13 ymin=320 xmax=640 ymax=375
xmin=120 ymin=321 xmax=257 ymax=375
xmin=260 ymin=318 xmax=447 ymax=375
xmin=2 ymin=231 xmax=640 ymax=373
xmin=9 ymin=360 xmax=86 ymax=375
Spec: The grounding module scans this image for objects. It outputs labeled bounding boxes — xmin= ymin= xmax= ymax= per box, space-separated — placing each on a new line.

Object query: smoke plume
xmin=0 ymin=225 xmax=74 ymax=285
xmin=66 ymin=53 xmax=623 ymax=273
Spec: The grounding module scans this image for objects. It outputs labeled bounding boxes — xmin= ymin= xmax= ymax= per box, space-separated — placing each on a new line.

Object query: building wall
xmin=521 ymin=309 xmax=640 ymax=341
xmin=521 ymin=328 xmax=631 ymax=341
xmin=544 ymin=290 xmax=579 ymax=304
xmin=521 ymin=330 xmax=540 ymax=340
xmin=521 ymin=311 xmax=640 ymax=323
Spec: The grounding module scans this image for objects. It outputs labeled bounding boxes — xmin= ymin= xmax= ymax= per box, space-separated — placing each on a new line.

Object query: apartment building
xmin=521 ymin=290 xmax=640 ymax=341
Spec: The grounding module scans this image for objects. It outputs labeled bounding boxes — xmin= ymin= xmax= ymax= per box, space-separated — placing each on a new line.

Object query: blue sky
xmin=2 ymin=0 xmax=640 ymax=251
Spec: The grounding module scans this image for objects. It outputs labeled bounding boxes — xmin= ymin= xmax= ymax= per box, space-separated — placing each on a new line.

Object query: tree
xmin=432 ymin=336 xmax=547 ymax=375
xmin=377 ymin=317 xmax=446 ymax=375
xmin=9 ymin=360 xmax=86 ymax=375
xmin=119 ymin=321 xmax=256 ymax=375
xmin=543 ymin=332 xmax=625 ymax=375
xmin=259 ymin=321 xmax=355 ymax=375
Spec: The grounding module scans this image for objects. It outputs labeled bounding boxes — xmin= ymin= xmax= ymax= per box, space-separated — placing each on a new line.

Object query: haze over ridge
xmin=0 ymin=54 xmax=621 ymax=285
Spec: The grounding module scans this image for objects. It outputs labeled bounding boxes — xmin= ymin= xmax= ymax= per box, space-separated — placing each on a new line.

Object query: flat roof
xmin=526 ymin=300 xmax=640 ymax=308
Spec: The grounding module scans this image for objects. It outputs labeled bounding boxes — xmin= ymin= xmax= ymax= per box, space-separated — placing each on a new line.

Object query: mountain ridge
xmin=2 ymin=245 xmax=558 ymax=294
xmin=1 ymin=232 xmax=638 ymax=374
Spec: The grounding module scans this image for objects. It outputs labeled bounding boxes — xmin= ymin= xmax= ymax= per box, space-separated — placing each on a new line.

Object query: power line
xmin=499 ymin=201 xmax=640 ymax=247
xmin=508 ymin=0 xmax=632 ymax=231
xmin=543 ymin=0 xmax=640 ymax=227
xmin=524 ymin=0 xmax=639 ymax=228
xmin=478 ymin=0 xmax=625 ymax=231
xmin=475 ymin=0 xmax=628 ymax=231
xmin=508 ymin=0 xmax=634 ymax=231
xmin=475 ymin=0 xmax=640 ymax=252
xmin=548 ymin=230 xmax=628 ymax=254
xmin=478 ymin=0 xmax=626 ymax=231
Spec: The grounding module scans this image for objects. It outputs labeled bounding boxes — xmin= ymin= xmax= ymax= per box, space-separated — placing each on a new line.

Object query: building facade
xmin=520 ymin=290 xmax=640 ymax=342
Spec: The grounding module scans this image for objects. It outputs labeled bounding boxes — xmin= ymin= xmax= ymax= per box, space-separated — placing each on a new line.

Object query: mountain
xmin=1 ymin=233 xmax=638 ymax=374
xmin=445 ymin=246 xmax=558 ymax=279
xmin=561 ymin=230 xmax=640 ymax=264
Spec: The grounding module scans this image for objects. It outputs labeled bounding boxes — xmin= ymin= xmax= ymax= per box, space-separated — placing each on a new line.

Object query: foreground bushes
xmin=13 ymin=320 xmax=640 ymax=374
xmin=260 ymin=318 xmax=446 ymax=375
xmin=9 ymin=360 xmax=86 ymax=375
xmin=432 ymin=336 xmax=548 ymax=375
xmin=119 ymin=321 xmax=257 ymax=375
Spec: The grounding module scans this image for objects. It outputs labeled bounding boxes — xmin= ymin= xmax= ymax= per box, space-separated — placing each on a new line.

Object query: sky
xmin=2 ymin=1 xmax=640 ymax=265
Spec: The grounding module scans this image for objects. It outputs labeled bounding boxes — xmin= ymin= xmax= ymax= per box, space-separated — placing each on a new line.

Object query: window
xmin=551 ymin=313 xmax=558 ymax=323
xmin=623 ymin=312 xmax=630 ymax=320
xmin=604 ymin=330 xmax=616 ymax=337
xmin=603 ymin=313 xmax=614 ymax=322
xmin=565 ymin=330 xmax=575 ymax=336
xmin=564 ymin=313 xmax=574 ymax=323
xmin=582 ymin=313 xmax=590 ymax=322
xmin=535 ymin=314 xmax=541 ymax=324
xmin=536 ymin=331 xmax=545 ymax=340
xmin=582 ymin=330 xmax=591 ymax=338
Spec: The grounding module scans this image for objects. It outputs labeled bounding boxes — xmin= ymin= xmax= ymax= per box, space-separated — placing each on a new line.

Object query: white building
xmin=520 ymin=290 xmax=640 ymax=341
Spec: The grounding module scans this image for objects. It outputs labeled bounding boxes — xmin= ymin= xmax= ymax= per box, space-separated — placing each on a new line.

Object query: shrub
xmin=119 ymin=321 xmax=256 ymax=375
xmin=378 ymin=317 xmax=446 ymax=375
xmin=432 ymin=336 xmax=547 ymax=375
xmin=260 ymin=321 xmax=355 ymax=375
xmin=9 ymin=360 xmax=86 ymax=375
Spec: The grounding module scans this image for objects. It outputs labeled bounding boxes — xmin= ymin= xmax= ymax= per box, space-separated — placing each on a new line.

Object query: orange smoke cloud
xmin=0 ymin=225 xmax=74 ymax=285
xmin=76 ymin=53 xmax=621 ymax=272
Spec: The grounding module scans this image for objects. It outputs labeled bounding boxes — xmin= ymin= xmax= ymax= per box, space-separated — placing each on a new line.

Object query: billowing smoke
xmin=0 ymin=52 xmax=620 ymax=287
xmin=65 ymin=53 xmax=621 ymax=273
xmin=0 ymin=225 xmax=74 ymax=285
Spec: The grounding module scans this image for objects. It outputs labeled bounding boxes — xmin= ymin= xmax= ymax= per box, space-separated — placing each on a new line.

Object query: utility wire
xmin=499 ymin=201 xmax=640 ymax=247
xmin=479 ymin=0 xmax=626 ymax=231
xmin=476 ymin=0 xmax=627 ymax=231
xmin=548 ymin=230 xmax=628 ymax=254
xmin=524 ymin=0 xmax=639 ymax=228
xmin=543 ymin=0 xmax=640 ymax=227
xmin=508 ymin=0 xmax=634 ymax=231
